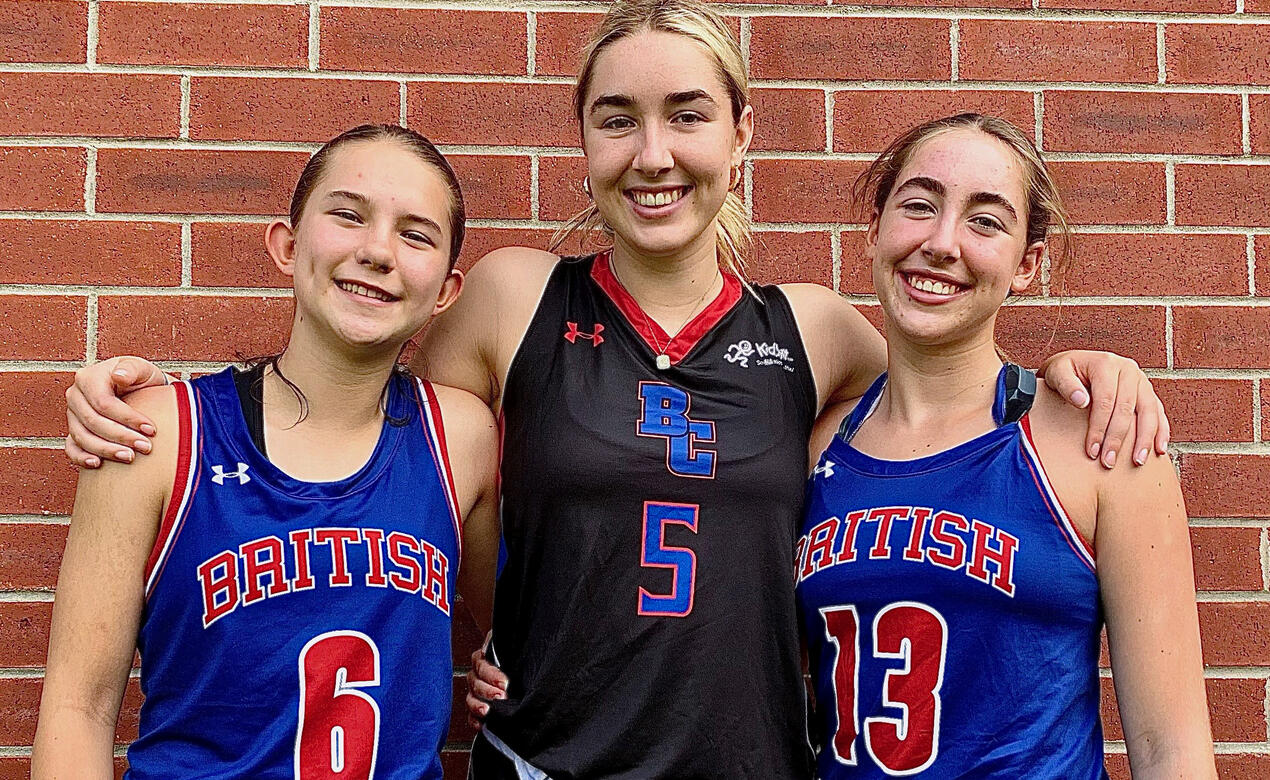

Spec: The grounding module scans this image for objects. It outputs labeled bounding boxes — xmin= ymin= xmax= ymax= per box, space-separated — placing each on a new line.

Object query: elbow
xmin=1126 ymin=733 xmax=1217 ymax=780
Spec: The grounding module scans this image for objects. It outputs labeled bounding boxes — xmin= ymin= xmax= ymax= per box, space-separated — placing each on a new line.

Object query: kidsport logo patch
xmin=723 ymin=340 xmax=795 ymax=372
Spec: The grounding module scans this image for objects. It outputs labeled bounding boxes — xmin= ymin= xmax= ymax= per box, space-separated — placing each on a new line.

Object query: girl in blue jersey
xmin=33 ymin=125 xmax=500 ymax=779
xmin=797 ymin=114 xmax=1215 ymax=778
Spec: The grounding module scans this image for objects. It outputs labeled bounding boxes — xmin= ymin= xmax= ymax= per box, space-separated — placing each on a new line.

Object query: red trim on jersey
xmin=144 ymin=382 xmax=198 ymax=588
xmin=590 ymin=250 xmax=742 ymax=366
xmin=419 ymin=379 xmax=464 ymax=556
xmin=1020 ymin=415 xmax=1097 ymax=566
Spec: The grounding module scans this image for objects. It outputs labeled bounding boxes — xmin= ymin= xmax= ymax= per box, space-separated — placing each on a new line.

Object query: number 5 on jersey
xmin=638 ymin=501 xmax=699 ymax=617
xmin=821 ymin=602 xmax=948 ymax=776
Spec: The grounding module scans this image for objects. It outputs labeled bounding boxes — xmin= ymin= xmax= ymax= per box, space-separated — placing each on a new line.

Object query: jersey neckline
xmin=589 ymin=250 xmax=743 ymax=366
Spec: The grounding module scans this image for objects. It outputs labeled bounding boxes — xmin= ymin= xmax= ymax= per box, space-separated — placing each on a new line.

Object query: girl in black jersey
xmin=64 ymin=2 xmax=1172 ymax=777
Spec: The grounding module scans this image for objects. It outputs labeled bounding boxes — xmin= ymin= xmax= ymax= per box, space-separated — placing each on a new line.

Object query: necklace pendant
xmin=655 ymin=354 xmax=672 ymax=371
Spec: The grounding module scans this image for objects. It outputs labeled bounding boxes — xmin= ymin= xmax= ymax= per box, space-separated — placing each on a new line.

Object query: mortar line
xmin=1165 ymin=305 xmax=1174 ymax=370
xmin=1034 ymin=92 xmax=1044 ymax=150
xmin=1165 ymin=161 xmax=1176 ymax=225
xmin=399 ymin=82 xmax=408 ymax=126
xmin=83 ymin=147 xmax=97 ymax=215
xmin=181 ymin=222 xmax=193 ymax=287
xmin=308 ymin=2 xmax=321 ymax=72
xmin=527 ymin=12 xmax=537 ymax=76
xmin=950 ymin=20 xmax=959 ymax=82
xmin=86 ymin=1 xmax=98 ymax=69
xmin=1156 ymin=23 xmax=1166 ymax=85
xmin=530 ymin=155 xmax=541 ymax=221
xmin=1244 ymin=93 xmax=1253 ymax=155
xmin=824 ymin=90 xmax=835 ymax=153
xmin=180 ymin=75 xmax=191 ymax=139
xmin=85 ymin=292 xmax=98 ymax=363
xmin=1252 ymin=377 xmax=1263 ymax=444
xmin=1250 ymin=234 xmax=1258 ymax=296
xmin=830 ymin=228 xmax=842 ymax=293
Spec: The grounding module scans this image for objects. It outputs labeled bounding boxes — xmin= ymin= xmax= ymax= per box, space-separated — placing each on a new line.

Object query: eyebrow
xmin=588 ymin=89 xmax=718 ymax=115
xmin=893 ymin=176 xmax=1018 ymax=221
xmin=326 ymin=190 xmax=444 ymax=234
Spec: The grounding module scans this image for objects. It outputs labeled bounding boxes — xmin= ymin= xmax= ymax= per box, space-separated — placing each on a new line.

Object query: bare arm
xmin=33 ymin=387 xmax=178 ymax=778
xmin=779 ymin=283 xmax=886 ymax=413
xmin=1098 ymin=455 xmax=1215 ymax=777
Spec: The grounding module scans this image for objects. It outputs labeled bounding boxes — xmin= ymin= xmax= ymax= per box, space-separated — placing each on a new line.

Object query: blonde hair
xmin=549 ymin=0 xmax=753 ymax=281
xmin=853 ymin=113 xmax=1075 ymax=284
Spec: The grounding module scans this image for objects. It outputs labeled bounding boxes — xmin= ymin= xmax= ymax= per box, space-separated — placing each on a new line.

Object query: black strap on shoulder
xmin=232 ymin=363 xmax=268 ymax=456
xmin=996 ymin=363 xmax=1037 ymax=425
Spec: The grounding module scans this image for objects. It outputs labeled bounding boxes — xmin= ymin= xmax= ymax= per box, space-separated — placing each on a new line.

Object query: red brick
xmin=1154 ymin=379 xmax=1254 ymax=444
xmin=960 ymin=21 xmax=1157 ymax=84
xmin=1253 ymin=95 xmax=1270 ymax=154
xmin=321 ymin=7 xmax=525 ymax=75
xmin=450 ymin=155 xmax=532 ymax=221
xmin=1251 ymin=0 xmax=1270 ymax=12
xmin=459 ymin=227 xmax=557 ymax=272
xmin=95 ymin=149 xmax=306 ymax=216
xmin=1104 ymin=676 xmax=1265 ymax=743
xmin=1177 ymin=165 xmax=1270 ymax=228
xmin=0 ymin=602 xmax=51 ymax=667
xmin=995 ymin=305 xmax=1167 ymax=368
xmin=537 ymin=155 xmax=589 ymax=222
xmin=0 ymin=73 xmax=178 ymax=138
xmin=406 ymin=82 xmax=575 ymax=148
xmin=1263 ymin=380 xmax=1270 ymax=443
xmin=749 ymin=231 xmax=832 ymax=286
xmin=1104 ymin=754 xmax=1129 ymax=779
xmin=1198 ymin=601 xmax=1270 ymax=665
xmin=190 ymin=222 xmax=287 ymax=289
xmin=1 ymin=446 xmax=77 ymax=519
xmin=446 ymin=675 xmax=477 ymax=744
xmin=0 ymin=676 xmax=140 ymax=744
xmin=1043 ymin=91 xmax=1242 ymax=155
xmin=441 ymin=751 xmax=470 ymax=780
xmin=839 ymin=0 xmax=1026 ymax=7
xmin=97 ymin=295 xmax=292 ymax=362
xmin=752 ymin=159 xmax=869 ymax=223
xmin=750 ymin=17 xmax=951 ymax=81
xmin=752 ymin=89 xmax=825 ymax=152
xmin=534 ymin=12 xmax=603 ymax=77
xmin=1182 ymin=454 xmax=1270 ymax=517
xmin=1190 ymin=526 xmax=1264 ymax=591
xmin=451 ymin=597 xmax=485 ymax=668
xmin=1051 ymin=162 xmax=1166 ymax=226
xmin=1258 ymin=236 xmax=1270 ymax=297
xmin=189 ymin=78 xmax=399 ymax=143
xmin=1043 ymin=0 xmax=1230 ymax=11
xmin=833 ymin=89 xmax=1035 ymax=154
xmin=0 ymin=146 xmax=84 ymax=211
xmin=0 ymin=220 xmax=180 ymax=286
xmin=1166 ymin=25 xmax=1270 ymax=86
xmin=0 ymin=757 xmax=126 ymax=779
xmin=0 ymin=523 xmax=66 ymax=587
xmin=0 ymin=0 xmax=85 ymax=63
xmin=1216 ymin=755 xmax=1270 ymax=780
xmin=1174 ymin=307 xmax=1270 ymax=369
xmin=838 ymin=231 xmax=873 ymax=295
xmin=97 ymin=2 xmax=306 ymax=68
xmin=1052 ymin=233 xmax=1246 ymax=297
xmin=0 ymin=296 xmax=84 ymax=360
xmin=0 ymin=373 xmax=72 ymax=437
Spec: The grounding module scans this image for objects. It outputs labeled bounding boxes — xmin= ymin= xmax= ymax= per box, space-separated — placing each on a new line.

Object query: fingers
xmin=1094 ymin=366 xmax=1140 ymax=469
xmin=464 ymin=646 xmax=507 ymax=727
xmin=475 ymin=654 xmax=509 ymax=690
xmin=66 ymin=395 xmax=143 ymax=465
xmin=465 ymin=688 xmax=489 ymax=726
xmin=1130 ymin=380 xmax=1161 ymax=466
xmin=1081 ymin=361 xmax=1116 ymax=464
xmin=1155 ymin=397 xmax=1172 ymax=455
xmin=1041 ymin=355 xmax=1092 ymax=410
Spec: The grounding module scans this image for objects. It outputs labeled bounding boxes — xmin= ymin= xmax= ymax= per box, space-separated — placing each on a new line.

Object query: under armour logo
xmin=564 ymin=322 xmax=604 ymax=346
xmin=211 ymin=462 xmax=251 ymax=486
xmin=813 ymin=460 xmax=836 ymax=479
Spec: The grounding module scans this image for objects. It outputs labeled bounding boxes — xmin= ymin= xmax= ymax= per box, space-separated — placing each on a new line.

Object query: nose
xmin=920 ymin=213 xmax=961 ymax=265
xmin=358 ymin=222 xmax=396 ymax=273
xmin=633 ymin=123 xmax=674 ymax=177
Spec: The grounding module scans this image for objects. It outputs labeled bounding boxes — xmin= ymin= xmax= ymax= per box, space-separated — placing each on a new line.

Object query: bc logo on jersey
xmin=636 ymin=382 xmax=717 ymax=479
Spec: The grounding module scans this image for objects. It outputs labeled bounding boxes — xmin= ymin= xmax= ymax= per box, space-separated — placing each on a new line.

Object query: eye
xmin=672 ymin=111 xmax=706 ymax=126
xmin=331 ymin=208 xmax=362 ymax=223
xmin=970 ymin=215 xmax=1005 ymax=232
xmin=599 ymin=115 xmax=636 ymax=131
xmin=402 ymin=230 xmax=435 ymax=247
xmin=900 ymin=200 xmax=934 ymax=215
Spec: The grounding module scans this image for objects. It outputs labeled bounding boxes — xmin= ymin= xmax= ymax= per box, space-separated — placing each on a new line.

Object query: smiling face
xmin=581 ymin=30 xmax=752 ymax=262
xmin=269 ymin=138 xmax=462 ymax=356
xmin=867 ymin=128 xmax=1044 ymax=349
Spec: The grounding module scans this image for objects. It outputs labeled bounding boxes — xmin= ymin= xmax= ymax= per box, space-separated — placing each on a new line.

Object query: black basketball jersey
xmin=483 ymin=252 xmax=818 ymax=779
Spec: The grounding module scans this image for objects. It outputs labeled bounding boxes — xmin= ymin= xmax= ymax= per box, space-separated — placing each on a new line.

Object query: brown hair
xmin=290 ymin=124 xmax=466 ymax=268
xmin=853 ymin=113 xmax=1074 ymax=284
xmin=549 ymin=0 xmax=753 ymax=281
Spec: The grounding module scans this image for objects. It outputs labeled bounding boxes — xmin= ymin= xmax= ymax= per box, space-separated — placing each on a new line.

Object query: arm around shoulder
xmin=33 ymin=385 xmax=182 ymax=779
xmin=779 ymin=283 xmax=886 ymax=412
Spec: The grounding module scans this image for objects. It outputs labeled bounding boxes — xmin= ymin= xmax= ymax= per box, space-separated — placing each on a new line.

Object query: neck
xmin=608 ymin=233 xmax=724 ymax=335
xmin=879 ymin=323 xmax=1004 ymax=430
xmin=268 ymin=324 xmax=400 ymax=433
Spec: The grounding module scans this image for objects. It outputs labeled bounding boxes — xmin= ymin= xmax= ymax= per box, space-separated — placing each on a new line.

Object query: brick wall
xmin=0 ymin=1 xmax=1266 ymax=777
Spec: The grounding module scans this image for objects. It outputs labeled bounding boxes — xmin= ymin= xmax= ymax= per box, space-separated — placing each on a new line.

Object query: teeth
xmin=337 ymin=281 xmax=395 ymax=302
xmin=909 ymin=276 xmax=958 ymax=296
xmin=632 ymin=188 xmax=685 ymax=207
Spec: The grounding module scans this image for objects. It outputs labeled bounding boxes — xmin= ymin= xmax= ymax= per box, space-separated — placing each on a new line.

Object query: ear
xmin=1012 ymin=241 xmax=1045 ymax=294
xmin=864 ymin=209 xmax=882 ymax=259
xmin=731 ymin=103 xmax=754 ymax=168
xmin=431 ymin=269 xmax=464 ymax=317
xmin=264 ymin=219 xmax=297 ymax=278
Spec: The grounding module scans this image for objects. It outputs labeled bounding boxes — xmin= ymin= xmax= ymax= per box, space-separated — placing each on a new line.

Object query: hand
xmin=1040 ymin=350 xmax=1171 ymax=468
xmin=465 ymin=635 xmax=508 ymax=730
xmin=65 ymin=356 xmax=169 ymax=468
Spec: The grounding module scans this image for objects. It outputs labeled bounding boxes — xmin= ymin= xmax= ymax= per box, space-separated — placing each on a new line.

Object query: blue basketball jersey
xmin=126 ymin=367 xmax=462 ymax=779
xmin=795 ymin=366 xmax=1107 ymax=779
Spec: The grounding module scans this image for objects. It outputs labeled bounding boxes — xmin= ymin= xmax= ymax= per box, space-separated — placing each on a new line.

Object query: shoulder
xmin=463 ymin=247 xmax=560 ymax=296
xmin=776 ymin=282 xmax=851 ymax=320
xmin=424 ymin=382 xmax=498 ymax=461
xmin=75 ymin=384 xmax=181 ymax=517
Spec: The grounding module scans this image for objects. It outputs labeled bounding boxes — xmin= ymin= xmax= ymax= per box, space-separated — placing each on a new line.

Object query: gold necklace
xmin=610 ymin=257 xmax=720 ymax=371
